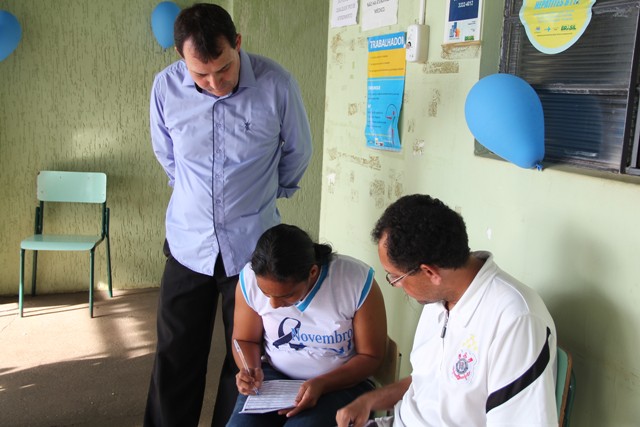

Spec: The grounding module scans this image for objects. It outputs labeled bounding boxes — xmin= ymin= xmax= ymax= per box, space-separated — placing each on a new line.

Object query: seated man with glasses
xmin=336 ymin=194 xmax=558 ymax=427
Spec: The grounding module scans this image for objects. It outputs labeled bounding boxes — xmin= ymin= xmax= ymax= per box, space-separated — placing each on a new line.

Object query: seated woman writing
xmin=227 ymin=224 xmax=387 ymax=427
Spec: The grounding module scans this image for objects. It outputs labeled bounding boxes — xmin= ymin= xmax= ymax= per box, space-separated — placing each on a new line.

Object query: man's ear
xmin=420 ymin=264 xmax=442 ymax=285
xmin=175 ymin=46 xmax=183 ymax=58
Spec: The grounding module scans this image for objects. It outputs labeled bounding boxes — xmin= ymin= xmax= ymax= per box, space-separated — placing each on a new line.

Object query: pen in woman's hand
xmin=233 ymin=339 xmax=260 ymax=395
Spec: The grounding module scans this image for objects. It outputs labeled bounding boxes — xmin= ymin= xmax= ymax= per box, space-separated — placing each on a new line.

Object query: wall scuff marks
xmin=326 ymin=170 xmax=337 ymax=194
xmin=441 ymin=42 xmax=480 ymax=60
xmin=423 ymin=61 xmax=459 ymax=74
xmin=388 ymin=169 xmax=404 ymax=200
xmin=407 ymin=118 xmax=415 ymax=133
xmin=412 ymin=139 xmax=425 ymax=156
xmin=369 ymin=179 xmax=386 ymax=208
xmin=327 ymin=148 xmax=382 ymax=170
xmin=428 ymin=89 xmax=441 ymax=117
xmin=331 ymin=31 xmax=345 ymax=64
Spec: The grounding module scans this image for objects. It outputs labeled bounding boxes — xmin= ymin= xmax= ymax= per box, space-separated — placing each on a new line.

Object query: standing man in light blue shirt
xmin=144 ymin=4 xmax=312 ymax=427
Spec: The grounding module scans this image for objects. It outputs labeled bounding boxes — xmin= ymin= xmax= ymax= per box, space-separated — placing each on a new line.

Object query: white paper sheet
xmin=240 ymin=380 xmax=305 ymax=414
xmin=361 ymin=0 xmax=398 ymax=32
xmin=331 ymin=0 xmax=358 ymax=28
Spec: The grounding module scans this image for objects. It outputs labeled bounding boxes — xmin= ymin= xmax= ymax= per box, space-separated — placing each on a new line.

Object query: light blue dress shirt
xmin=150 ymin=50 xmax=312 ymax=276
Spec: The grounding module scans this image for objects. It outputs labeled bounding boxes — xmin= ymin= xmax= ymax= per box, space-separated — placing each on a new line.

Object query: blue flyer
xmin=366 ymin=32 xmax=406 ymax=151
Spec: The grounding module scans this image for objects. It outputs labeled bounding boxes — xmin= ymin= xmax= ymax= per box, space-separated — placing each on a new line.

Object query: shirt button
xmin=215 ymin=199 xmax=221 ymax=204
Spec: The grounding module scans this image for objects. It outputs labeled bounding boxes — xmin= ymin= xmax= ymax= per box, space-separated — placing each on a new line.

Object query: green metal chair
xmin=556 ymin=346 xmax=576 ymax=427
xmin=372 ymin=336 xmax=401 ymax=388
xmin=19 ymin=171 xmax=112 ymax=317
xmin=371 ymin=336 xmax=402 ymax=417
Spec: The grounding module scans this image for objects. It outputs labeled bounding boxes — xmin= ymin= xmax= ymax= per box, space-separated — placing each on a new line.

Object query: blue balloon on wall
xmin=0 ymin=10 xmax=22 ymax=62
xmin=151 ymin=2 xmax=181 ymax=49
xmin=465 ymin=73 xmax=545 ymax=170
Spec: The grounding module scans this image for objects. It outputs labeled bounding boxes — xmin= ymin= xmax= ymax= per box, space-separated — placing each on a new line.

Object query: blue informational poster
xmin=365 ymin=32 xmax=406 ymax=151
xmin=445 ymin=0 xmax=482 ymax=43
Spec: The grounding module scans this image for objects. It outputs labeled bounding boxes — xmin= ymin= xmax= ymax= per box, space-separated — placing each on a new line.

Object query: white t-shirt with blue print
xmin=239 ymin=254 xmax=375 ymax=380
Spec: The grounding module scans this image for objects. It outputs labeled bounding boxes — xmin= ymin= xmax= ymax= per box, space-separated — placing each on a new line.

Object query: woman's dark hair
xmin=251 ymin=224 xmax=333 ymax=283
xmin=371 ymin=194 xmax=470 ymax=270
xmin=174 ymin=3 xmax=237 ymax=61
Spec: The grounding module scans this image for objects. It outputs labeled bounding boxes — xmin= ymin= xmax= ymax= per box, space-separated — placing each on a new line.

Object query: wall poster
xmin=445 ymin=0 xmax=482 ymax=44
xmin=365 ymin=32 xmax=406 ymax=152
xmin=519 ymin=0 xmax=596 ymax=54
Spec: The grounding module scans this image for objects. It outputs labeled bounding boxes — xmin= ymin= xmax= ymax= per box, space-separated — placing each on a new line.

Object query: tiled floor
xmin=0 ymin=288 xmax=224 ymax=427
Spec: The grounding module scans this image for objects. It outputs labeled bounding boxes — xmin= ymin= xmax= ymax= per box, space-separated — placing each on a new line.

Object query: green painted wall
xmin=0 ymin=0 xmax=326 ymax=294
xmin=234 ymin=0 xmax=326 ymax=239
xmin=320 ymin=1 xmax=639 ymax=426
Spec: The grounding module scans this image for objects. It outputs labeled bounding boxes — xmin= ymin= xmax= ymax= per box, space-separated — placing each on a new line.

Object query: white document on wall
xmin=240 ymin=380 xmax=305 ymax=414
xmin=361 ymin=0 xmax=398 ymax=32
xmin=331 ymin=0 xmax=358 ymax=28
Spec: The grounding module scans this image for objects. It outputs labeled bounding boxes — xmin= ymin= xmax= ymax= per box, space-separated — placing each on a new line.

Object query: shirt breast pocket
xmin=231 ymin=108 xmax=282 ymax=159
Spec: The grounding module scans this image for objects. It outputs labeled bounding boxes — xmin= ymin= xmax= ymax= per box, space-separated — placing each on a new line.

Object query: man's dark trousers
xmin=144 ymin=243 xmax=239 ymax=427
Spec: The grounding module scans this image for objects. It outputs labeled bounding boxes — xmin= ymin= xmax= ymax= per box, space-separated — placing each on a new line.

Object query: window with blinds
xmin=476 ymin=0 xmax=640 ymax=176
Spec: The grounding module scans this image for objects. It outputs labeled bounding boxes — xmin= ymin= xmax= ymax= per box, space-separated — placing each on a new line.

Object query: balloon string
xmin=536 ymin=163 xmax=543 ymax=171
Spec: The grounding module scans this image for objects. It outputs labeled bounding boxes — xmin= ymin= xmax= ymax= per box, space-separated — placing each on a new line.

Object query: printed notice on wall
xmin=445 ymin=0 xmax=482 ymax=44
xmin=365 ymin=32 xmax=406 ymax=152
xmin=331 ymin=0 xmax=358 ymax=28
xmin=362 ymin=0 xmax=398 ymax=32
xmin=519 ymin=0 xmax=596 ymax=54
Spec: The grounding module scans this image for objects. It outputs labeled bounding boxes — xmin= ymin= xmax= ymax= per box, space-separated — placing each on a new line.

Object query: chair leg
xmin=89 ymin=249 xmax=95 ymax=318
xmin=19 ymin=249 xmax=25 ymax=317
xmin=106 ymin=236 xmax=113 ymax=298
xmin=31 ymin=250 xmax=38 ymax=296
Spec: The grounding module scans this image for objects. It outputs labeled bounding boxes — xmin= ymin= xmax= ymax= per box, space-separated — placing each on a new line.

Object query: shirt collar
xmin=237 ymin=49 xmax=257 ymax=89
xmin=447 ymin=251 xmax=496 ymax=327
xmin=180 ymin=59 xmax=194 ymax=88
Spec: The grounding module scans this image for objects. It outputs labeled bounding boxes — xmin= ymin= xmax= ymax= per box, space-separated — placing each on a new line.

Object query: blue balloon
xmin=151 ymin=2 xmax=181 ymax=49
xmin=0 ymin=10 xmax=22 ymax=62
xmin=465 ymin=74 xmax=545 ymax=170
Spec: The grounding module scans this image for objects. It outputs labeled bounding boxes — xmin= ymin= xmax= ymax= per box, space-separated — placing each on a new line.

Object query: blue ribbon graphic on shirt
xmin=273 ymin=317 xmax=306 ymax=350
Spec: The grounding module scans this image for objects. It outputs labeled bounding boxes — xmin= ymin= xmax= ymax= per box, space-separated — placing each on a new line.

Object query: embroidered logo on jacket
xmin=451 ymin=335 xmax=479 ymax=382
xmin=452 ymin=350 xmax=477 ymax=381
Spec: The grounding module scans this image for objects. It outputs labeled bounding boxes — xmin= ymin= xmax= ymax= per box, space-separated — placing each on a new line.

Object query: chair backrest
xmin=373 ymin=336 xmax=401 ymax=387
xmin=556 ymin=346 xmax=576 ymax=426
xmin=37 ymin=171 xmax=106 ymax=204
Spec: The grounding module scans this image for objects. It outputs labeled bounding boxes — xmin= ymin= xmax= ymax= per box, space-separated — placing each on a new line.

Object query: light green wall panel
xmin=319 ymin=1 xmax=640 ymax=426
xmin=234 ymin=0 xmax=327 ymax=239
xmin=0 ymin=0 xmax=325 ymax=295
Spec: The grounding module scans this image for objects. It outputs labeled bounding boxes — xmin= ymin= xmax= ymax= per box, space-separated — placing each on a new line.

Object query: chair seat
xmin=21 ymin=234 xmax=103 ymax=251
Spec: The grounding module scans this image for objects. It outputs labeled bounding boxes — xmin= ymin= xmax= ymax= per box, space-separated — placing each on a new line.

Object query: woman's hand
xmin=278 ymin=377 xmax=326 ymax=417
xmin=235 ymin=366 xmax=264 ymax=395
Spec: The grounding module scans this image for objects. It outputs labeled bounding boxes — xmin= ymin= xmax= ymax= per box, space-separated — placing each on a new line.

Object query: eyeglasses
xmin=385 ymin=267 xmax=419 ymax=287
